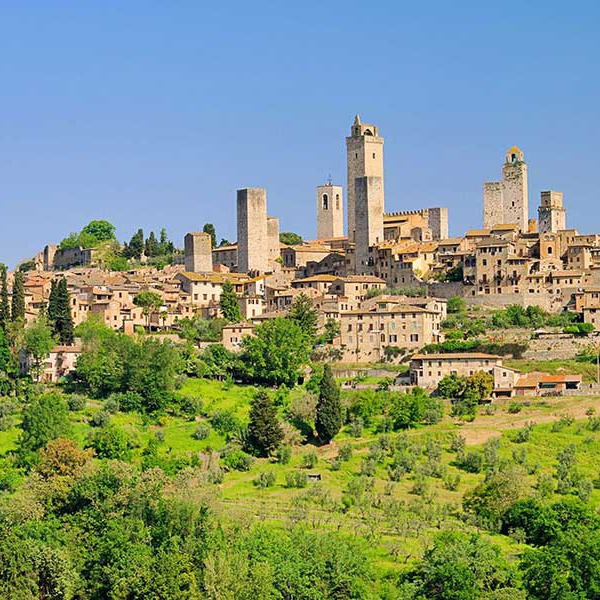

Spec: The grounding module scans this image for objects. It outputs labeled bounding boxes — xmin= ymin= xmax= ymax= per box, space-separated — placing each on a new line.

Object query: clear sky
xmin=1 ymin=1 xmax=599 ymax=267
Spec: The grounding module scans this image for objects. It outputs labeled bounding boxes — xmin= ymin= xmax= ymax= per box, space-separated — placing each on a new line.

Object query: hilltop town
xmin=3 ymin=115 xmax=598 ymax=393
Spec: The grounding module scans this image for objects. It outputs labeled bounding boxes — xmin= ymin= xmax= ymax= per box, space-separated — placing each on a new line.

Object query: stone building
xmin=484 ymin=147 xmax=529 ymax=231
xmin=346 ymin=115 xmax=384 ymax=241
xmin=316 ymin=182 xmax=344 ymax=239
xmin=184 ymin=232 xmax=212 ymax=273
xmin=538 ymin=191 xmax=566 ymax=234
xmin=354 ymin=176 xmax=384 ymax=274
xmin=237 ymin=188 xmax=269 ymax=274
xmin=267 ymin=216 xmax=280 ymax=263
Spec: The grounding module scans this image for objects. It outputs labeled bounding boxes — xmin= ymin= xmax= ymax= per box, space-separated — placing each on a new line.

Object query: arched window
xmin=335 ymin=194 xmax=340 ymax=209
xmin=548 ymin=246 xmax=553 ymax=255
xmin=322 ymin=194 xmax=328 ymax=210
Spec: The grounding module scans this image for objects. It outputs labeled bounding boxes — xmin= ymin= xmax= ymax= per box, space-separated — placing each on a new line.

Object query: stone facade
xmin=184 ymin=232 xmax=212 ymax=273
xmin=346 ymin=115 xmax=384 ymax=241
xmin=267 ymin=216 xmax=280 ymax=263
xmin=483 ymin=147 xmax=528 ymax=231
xmin=316 ymin=183 xmax=344 ymax=239
xmin=237 ymin=188 xmax=268 ymax=274
xmin=539 ymin=191 xmax=566 ymax=234
xmin=355 ymin=176 xmax=384 ymax=274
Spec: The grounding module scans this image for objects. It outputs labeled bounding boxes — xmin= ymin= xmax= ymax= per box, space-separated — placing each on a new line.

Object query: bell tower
xmin=346 ymin=114 xmax=384 ymax=241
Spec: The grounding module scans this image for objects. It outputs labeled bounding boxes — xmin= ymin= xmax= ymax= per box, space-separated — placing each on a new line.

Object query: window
xmin=336 ymin=194 xmax=340 ymax=209
xmin=372 ymin=153 xmax=376 ymax=159
xmin=322 ymin=194 xmax=328 ymax=210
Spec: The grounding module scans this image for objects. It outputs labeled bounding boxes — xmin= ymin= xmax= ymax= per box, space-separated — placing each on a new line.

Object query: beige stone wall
xmin=316 ymin=184 xmax=344 ymax=239
xmin=411 ymin=355 xmax=501 ymax=389
xmin=483 ymin=182 xmax=503 ymax=229
xmin=502 ymin=159 xmax=528 ymax=231
xmin=539 ymin=191 xmax=566 ymax=233
xmin=267 ymin=216 xmax=280 ymax=262
xmin=237 ymin=188 xmax=268 ymax=274
xmin=355 ymin=176 xmax=384 ymax=274
xmin=184 ymin=232 xmax=212 ymax=273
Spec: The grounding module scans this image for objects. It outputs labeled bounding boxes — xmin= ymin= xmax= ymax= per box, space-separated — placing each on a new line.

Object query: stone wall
xmin=184 ymin=232 xmax=212 ymax=273
xmin=237 ymin=188 xmax=268 ymax=274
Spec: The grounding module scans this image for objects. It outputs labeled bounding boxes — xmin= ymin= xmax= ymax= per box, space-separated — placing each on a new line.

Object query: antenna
xmin=327 ymin=173 xmax=332 ymax=185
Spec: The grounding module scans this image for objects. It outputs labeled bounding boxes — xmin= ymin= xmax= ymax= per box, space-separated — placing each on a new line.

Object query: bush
xmin=302 ymin=450 xmax=318 ymax=469
xmin=210 ymin=410 xmax=242 ymax=436
xmin=253 ymin=471 xmax=276 ymax=488
xmin=192 ymin=423 xmax=211 ymax=440
xmin=109 ymin=391 xmax=144 ymax=413
xmin=348 ymin=416 xmax=363 ymax=437
xmin=67 ymin=395 xmax=87 ymax=411
xmin=276 ymin=445 xmax=292 ymax=465
xmin=514 ymin=422 xmax=534 ymax=443
xmin=90 ymin=410 xmax=110 ymax=428
xmin=222 ymin=449 xmax=253 ymax=471
xmin=338 ymin=442 xmax=353 ymax=462
xmin=104 ymin=396 xmax=120 ymax=413
xmin=507 ymin=402 xmax=522 ymax=414
xmin=457 ymin=451 xmax=484 ymax=473
xmin=285 ymin=471 xmax=308 ymax=488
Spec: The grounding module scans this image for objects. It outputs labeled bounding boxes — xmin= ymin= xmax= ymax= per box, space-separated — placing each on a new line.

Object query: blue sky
xmin=1 ymin=1 xmax=599 ymax=267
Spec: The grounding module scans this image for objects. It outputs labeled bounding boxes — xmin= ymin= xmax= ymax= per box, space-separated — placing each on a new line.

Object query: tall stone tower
xmin=538 ymin=191 xmax=566 ymax=233
xmin=267 ymin=216 xmax=280 ymax=262
xmin=237 ymin=188 xmax=268 ymax=274
xmin=354 ymin=176 xmax=384 ymax=274
xmin=184 ymin=232 xmax=212 ymax=273
xmin=346 ymin=115 xmax=384 ymax=241
xmin=316 ymin=182 xmax=344 ymax=239
xmin=483 ymin=146 xmax=528 ymax=231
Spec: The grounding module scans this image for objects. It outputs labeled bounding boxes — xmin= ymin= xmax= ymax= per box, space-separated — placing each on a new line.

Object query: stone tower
xmin=538 ymin=191 xmax=566 ymax=233
xmin=237 ymin=188 xmax=268 ymax=274
xmin=483 ymin=146 xmax=529 ymax=231
xmin=346 ymin=115 xmax=384 ymax=241
xmin=316 ymin=182 xmax=344 ymax=239
xmin=184 ymin=232 xmax=212 ymax=273
xmin=267 ymin=216 xmax=280 ymax=263
xmin=354 ymin=176 xmax=384 ymax=274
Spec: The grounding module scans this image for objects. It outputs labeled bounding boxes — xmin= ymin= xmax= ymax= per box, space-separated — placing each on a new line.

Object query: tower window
xmin=322 ymin=194 xmax=328 ymax=210
xmin=355 ymin=153 xmax=358 ymax=159
xmin=372 ymin=153 xmax=376 ymax=159
xmin=335 ymin=194 xmax=340 ymax=209
xmin=511 ymin=153 xmax=517 ymax=162
xmin=548 ymin=247 xmax=553 ymax=255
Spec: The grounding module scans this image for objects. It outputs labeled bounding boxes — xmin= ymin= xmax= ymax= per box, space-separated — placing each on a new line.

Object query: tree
xmin=0 ymin=265 xmax=9 ymax=333
xmin=81 ymin=220 xmax=116 ymax=242
xmin=11 ymin=270 xmax=25 ymax=323
xmin=219 ymin=281 xmax=241 ymax=323
xmin=18 ymin=392 xmax=71 ymax=461
xmin=239 ymin=318 xmax=311 ymax=387
xmin=320 ymin=317 xmax=341 ymax=344
xmin=145 ymin=231 xmax=160 ymax=257
xmin=315 ymin=364 xmax=342 ymax=443
xmin=0 ymin=328 xmax=10 ymax=374
xmin=87 ymin=424 xmax=132 ymax=460
xmin=248 ymin=390 xmax=284 ymax=457
xmin=24 ymin=315 xmax=55 ymax=381
xmin=279 ymin=232 xmax=303 ymax=246
xmin=125 ymin=228 xmax=144 ymax=259
xmin=203 ymin=223 xmax=217 ymax=248
xmin=134 ymin=290 xmax=163 ymax=330
xmin=37 ymin=437 xmax=93 ymax=478
xmin=447 ymin=296 xmax=466 ymax=314
xmin=49 ymin=278 xmax=74 ymax=344
xmin=288 ymin=293 xmax=318 ymax=338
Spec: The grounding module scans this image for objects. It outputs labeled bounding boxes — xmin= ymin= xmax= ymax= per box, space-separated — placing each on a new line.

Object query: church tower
xmin=538 ymin=191 xmax=566 ymax=233
xmin=316 ymin=182 xmax=343 ymax=239
xmin=346 ymin=115 xmax=384 ymax=241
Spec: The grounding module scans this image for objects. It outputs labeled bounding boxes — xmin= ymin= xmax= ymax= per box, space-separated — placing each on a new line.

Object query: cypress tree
xmin=0 ymin=265 xmax=10 ymax=333
xmin=11 ymin=270 xmax=25 ymax=323
xmin=47 ymin=279 xmax=59 ymax=334
xmin=55 ymin=278 xmax=74 ymax=345
xmin=145 ymin=231 xmax=159 ymax=257
xmin=248 ymin=390 xmax=284 ymax=457
xmin=219 ymin=281 xmax=242 ymax=323
xmin=315 ymin=364 xmax=343 ymax=444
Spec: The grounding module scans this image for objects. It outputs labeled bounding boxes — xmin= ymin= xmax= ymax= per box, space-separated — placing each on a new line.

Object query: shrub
xmin=276 ymin=445 xmax=292 ymax=465
xmin=348 ymin=416 xmax=363 ymax=437
xmin=89 ymin=410 xmax=110 ymax=428
xmin=67 ymin=395 xmax=87 ymax=411
xmin=253 ymin=471 xmax=276 ymax=488
xmin=514 ymin=422 xmax=535 ymax=443
xmin=285 ymin=471 xmax=308 ymax=488
xmin=210 ymin=410 xmax=242 ymax=436
xmin=222 ymin=449 xmax=253 ymax=471
xmin=302 ymin=450 xmax=318 ymax=469
xmin=457 ymin=451 xmax=484 ymax=473
xmin=507 ymin=402 xmax=522 ymax=414
xmin=338 ymin=442 xmax=353 ymax=462
xmin=104 ymin=396 xmax=120 ymax=414
xmin=443 ymin=472 xmax=461 ymax=491
xmin=192 ymin=423 xmax=211 ymax=440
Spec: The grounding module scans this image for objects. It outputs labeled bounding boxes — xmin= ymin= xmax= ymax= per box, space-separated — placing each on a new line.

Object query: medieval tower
xmin=237 ymin=188 xmax=268 ymax=274
xmin=483 ymin=146 xmax=529 ymax=231
xmin=184 ymin=232 xmax=213 ymax=273
xmin=354 ymin=176 xmax=384 ymax=274
xmin=538 ymin=191 xmax=566 ymax=233
xmin=316 ymin=182 xmax=344 ymax=239
xmin=346 ymin=115 xmax=384 ymax=241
